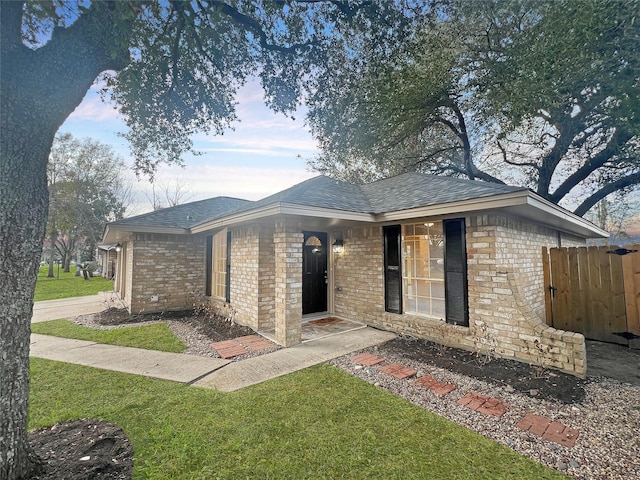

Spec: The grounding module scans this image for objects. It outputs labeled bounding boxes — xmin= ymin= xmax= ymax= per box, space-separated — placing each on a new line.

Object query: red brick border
xmin=352 ymin=353 xmax=385 ymax=366
xmin=516 ymin=413 xmax=579 ymax=448
xmin=378 ymin=363 xmax=417 ymax=379
xmin=457 ymin=391 xmax=509 ymax=417
xmin=414 ymin=375 xmax=457 ymax=396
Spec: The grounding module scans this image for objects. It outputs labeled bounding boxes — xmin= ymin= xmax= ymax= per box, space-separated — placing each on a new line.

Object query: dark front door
xmin=302 ymin=231 xmax=328 ymax=314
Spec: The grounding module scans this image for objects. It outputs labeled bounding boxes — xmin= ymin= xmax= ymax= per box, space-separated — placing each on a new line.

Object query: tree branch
xmin=549 ymin=128 xmax=633 ymax=203
xmin=574 ymin=171 xmax=640 ymax=216
xmin=212 ymin=1 xmax=316 ymax=53
xmin=496 ymin=139 xmax=539 ymax=169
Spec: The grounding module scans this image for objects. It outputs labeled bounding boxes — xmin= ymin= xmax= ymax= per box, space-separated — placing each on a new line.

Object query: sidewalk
xmin=31 ymin=291 xmax=124 ymax=323
xmin=30 ymin=295 xmax=396 ymax=390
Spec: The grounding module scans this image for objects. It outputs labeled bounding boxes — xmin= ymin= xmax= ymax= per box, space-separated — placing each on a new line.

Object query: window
xmin=384 ymin=220 xmax=468 ymax=325
xmin=402 ymin=222 xmax=445 ymax=318
xmin=212 ymin=229 xmax=230 ymax=301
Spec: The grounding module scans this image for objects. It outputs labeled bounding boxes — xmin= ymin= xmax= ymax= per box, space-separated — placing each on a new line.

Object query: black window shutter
xmin=205 ymin=235 xmax=212 ymax=297
xmin=225 ymin=230 xmax=232 ymax=303
xmin=383 ymin=225 xmax=402 ymax=314
xmin=443 ymin=219 xmax=469 ymax=326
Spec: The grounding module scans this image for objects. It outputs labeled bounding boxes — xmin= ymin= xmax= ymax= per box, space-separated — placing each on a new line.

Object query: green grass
xmin=34 ymin=265 xmax=114 ymax=301
xmin=30 ymin=360 xmax=568 ymax=480
xmin=31 ymin=320 xmax=186 ymax=353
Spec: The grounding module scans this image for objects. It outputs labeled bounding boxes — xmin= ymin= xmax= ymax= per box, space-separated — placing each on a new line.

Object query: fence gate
xmin=542 ymin=245 xmax=640 ymax=349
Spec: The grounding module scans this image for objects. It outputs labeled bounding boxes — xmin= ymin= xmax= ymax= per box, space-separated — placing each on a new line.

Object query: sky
xmin=56 ymin=75 xmax=640 ymax=237
xmin=59 ymin=79 xmax=318 ymax=216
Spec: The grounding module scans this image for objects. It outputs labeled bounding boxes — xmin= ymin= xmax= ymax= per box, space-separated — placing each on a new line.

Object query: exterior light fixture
xmin=332 ymin=238 xmax=344 ymax=254
xmin=115 ymin=243 xmax=122 ymax=253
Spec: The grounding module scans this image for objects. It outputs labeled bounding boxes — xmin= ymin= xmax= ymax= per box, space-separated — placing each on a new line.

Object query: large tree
xmin=0 ymin=1 xmax=426 ymax=478
xmin=46 ymin=133 xmax=128 ymax=274
xmin=308 ymin=0 xmax=640 ymax=216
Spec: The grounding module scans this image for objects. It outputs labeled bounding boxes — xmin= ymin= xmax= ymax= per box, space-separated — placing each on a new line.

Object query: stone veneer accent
xmin=274 ymin=221 xmax=303 ymax=346
xmin=334 ymin=215 xmax=587 ymax=377
xmin=126 ymin=233 xmax=206 ymax=314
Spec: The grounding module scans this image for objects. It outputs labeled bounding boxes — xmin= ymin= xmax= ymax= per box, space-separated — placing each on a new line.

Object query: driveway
xmin=586 ymin=340 xmax=640 ymax=386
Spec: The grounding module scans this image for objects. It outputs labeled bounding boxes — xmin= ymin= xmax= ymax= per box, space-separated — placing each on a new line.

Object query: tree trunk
xmin=1 ymin=1 xmax=132 ymax=475
xmin=0 ymin=99 xmax=52 ymax=480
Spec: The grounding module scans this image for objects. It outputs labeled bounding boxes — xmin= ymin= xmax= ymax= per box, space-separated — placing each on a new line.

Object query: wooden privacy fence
xmin=542 ymin=245 xmax=640 ymax=349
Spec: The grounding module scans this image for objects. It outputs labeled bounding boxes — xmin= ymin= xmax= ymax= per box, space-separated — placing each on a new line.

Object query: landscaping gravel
xmin=331 ymin=343 xmax=640 ymax=480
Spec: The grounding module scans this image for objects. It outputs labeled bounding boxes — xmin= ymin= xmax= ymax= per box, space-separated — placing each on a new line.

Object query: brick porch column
xmin=274 ymin=221 xmax=303 ymax=346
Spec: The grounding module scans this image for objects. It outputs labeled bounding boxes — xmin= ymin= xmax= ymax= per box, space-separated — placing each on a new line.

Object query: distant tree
xmin=144 ymin=174 xmax=195 ymax=211
xmin=308 ymin=0 xmax=640 ymax=216
xmin=1 ymin=2 xmax=427 ymax=477
xmin=46 ymin=133 xmax=128 ymax=274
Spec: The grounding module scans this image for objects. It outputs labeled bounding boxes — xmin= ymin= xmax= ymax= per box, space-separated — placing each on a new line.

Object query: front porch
xmin=260 ymin=314 xmax=367 ymax=344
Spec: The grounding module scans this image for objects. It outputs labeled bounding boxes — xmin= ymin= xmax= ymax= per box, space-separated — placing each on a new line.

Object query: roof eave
xmin=375 ymin=190 xmax=531 ymax=222
xmin=102 ymin=224 xmax=190 ymax=243
xmin=191 ymin=202 xmax=374 ymax=234
xmin=375 ymin=190 xmax=608 ymax=239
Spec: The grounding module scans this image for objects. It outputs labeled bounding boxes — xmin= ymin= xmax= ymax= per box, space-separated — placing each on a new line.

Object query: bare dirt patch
xmin=28 ymin=419 xmax=132 ymax=480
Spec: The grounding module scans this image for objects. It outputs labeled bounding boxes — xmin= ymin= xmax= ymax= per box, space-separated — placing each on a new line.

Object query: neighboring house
xmin=103 ymin=173 xmax=607 ymax=376
xmin=96 ymin=244 xmax=119 ymax=279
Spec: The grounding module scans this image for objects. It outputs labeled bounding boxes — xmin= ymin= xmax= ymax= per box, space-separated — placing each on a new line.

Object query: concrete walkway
xmin=30 ymin=295 xmax=396 ymax=391
xmin=31 ymin=291 xmax=124 ymax=323
xmin=30 ymin=333 xmax=231 ymax=383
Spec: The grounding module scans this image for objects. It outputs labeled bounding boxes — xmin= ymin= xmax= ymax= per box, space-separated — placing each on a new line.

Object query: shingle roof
xmin=110 ymin=197 xmax=251 ymax=230
xmin=225 ymin=176 xmax=374 ymax=215
xmin=362 ymin=172 xmax=527 ymax=213
xmin=110 ymin=173 xmax=527 ymax=231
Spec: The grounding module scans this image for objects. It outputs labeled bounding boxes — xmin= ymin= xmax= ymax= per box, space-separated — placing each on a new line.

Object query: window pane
xmin=212 ymin=229 xmax=228 ymax=299
xmin=402 ymin=222 xmax=447 ymax=318
xmin=431 ymin=298 xmax=446 ymax=317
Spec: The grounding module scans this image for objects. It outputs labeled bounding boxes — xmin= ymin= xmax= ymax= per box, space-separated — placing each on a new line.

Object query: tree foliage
xmin=46 ymin=133 xmax=128 ymax=273
xmin=1 ymin=2 xmax=430 ymax=478
xmin=308 ymin=0 xmax=640 ymax=216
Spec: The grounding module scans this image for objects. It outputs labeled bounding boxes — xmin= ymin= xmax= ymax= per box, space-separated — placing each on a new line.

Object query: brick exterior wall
xmin=228 ymin=225 xmax=276 ymax=331
xmin=274 ymin=221 xmax=303 ymax=346
xmin=229 ymin=227 xmax=260 ymax=328
xmin=258 ymin=226 xmax=276 ymax=329
xmin=333 ymin=226 xmax=385 ymax=324
xmin=126 ymin=233 xmax=206 ymax=314
xmin=334 ymin=214 xmax=588 ymax=377
xmin=113 ymin=211 xmax=589 ymax=377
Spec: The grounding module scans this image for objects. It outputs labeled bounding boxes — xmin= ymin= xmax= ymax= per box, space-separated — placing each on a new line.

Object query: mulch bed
xmin=28 ymin=419 xmax=132 ymax=480
xmin=92 ymin=307 xmax=255 ymax=342
xmin=378 ymin=335 xmax=586 ymax=404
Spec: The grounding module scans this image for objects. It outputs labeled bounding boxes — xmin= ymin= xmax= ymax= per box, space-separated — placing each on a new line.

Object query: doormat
xmin=309 ymin=317 xmax=342 ymax=326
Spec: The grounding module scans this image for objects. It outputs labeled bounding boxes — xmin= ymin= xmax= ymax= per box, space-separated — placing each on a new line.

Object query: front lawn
xmin=35 ymin=265 xmax=114 ymax=301
xmin=29 ymin=359 xmax=568 ymax=480
xmin=31 ymin=320 xmax=186 ymax=353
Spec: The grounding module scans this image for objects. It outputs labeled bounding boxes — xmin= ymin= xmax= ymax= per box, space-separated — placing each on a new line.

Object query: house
xmin=96 ymin=244 xmax=119 ymax=279
xmin=102 ymin=173 xmax=607 ymax=376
